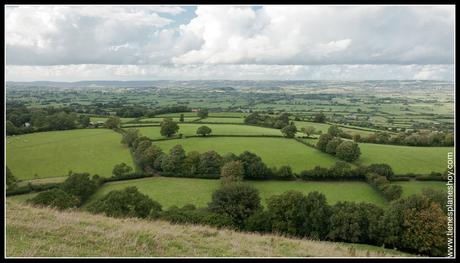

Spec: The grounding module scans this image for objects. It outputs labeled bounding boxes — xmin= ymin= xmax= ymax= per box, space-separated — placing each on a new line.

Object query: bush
xmin=220 ymin=160 xmax=245 ymax=184
xmin=335 ymin=141 xmax=361 ymax=162
xmin=244 ymin=210 xmax=272 ymax=233
xmin=366 ymin=164 xmax=394 ymax=179
xmin=162 ymin=205 xmax=234 ymax=229
xmin=208 ymin=182 xmax=261 ymax=227
xmin=87 ymin=186 xmax=162 ymax=219
xmin=28 ymin=188 xmax=80 ymax=210
xmin=272 ymin=165 xmax=295 ymax=180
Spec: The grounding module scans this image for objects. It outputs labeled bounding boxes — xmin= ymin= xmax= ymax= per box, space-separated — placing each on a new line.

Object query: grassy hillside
xmin=153 ymin=137 xmax=338 ymax=172
xmin=6 ymin=129 xmax=133 ymax=180
xmin=85 ymin=177 xmax=388 ymax=209
xmin=6 ymin=200 xmax=411 ymax=257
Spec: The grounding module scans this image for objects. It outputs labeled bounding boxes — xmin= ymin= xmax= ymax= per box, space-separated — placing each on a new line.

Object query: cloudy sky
xmin=5 ymin=5 xmax=455 ymax=81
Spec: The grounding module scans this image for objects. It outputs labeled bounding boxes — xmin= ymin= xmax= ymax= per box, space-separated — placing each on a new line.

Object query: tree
xmin=87 ymin=186 xmax=162 ymax=219
xmin=220 ymin=161 xmax=245 ymax=184
xmin=198 ymin=151 xmax=224 ymax=176
xmin=196 ymin=126 xmax=212 ymax=136
xmin=197 ymin=108 xmax=209 ymax=119
xmin=6 ymin=166 xmax=18 ymax=191
xmin=208 ymin=182 xmax=261 ymax=227
xmin=325 ymin=138 xmax=343 ymax=155
xmin=79 ymin=115 xmax=91 ymax=127
xmin=313 ymin=112 xmax=326 ymax=123
xmin=6 ymin=120 xmax=20 ymax=135
xmin=61 ymin=172 xmax=99 ymax=203
xmin=281 ymin=124 xmax=297 ymax=138
xmin=179 ymin=114 xmax=185 ymax=122
xmin=112 ymin=163 xmax=133 ymax=177
xmin=267 ymin=191 xmax=331 ymax=238
xmin=183 ymin=151 xmax=201 ymax=176
xmin=336 ymin=141 xmax=361 ymax=162
xmin=327 ymin=125 xmax=342 ymax=137
xmin=238 ymin=151 xmax=270 ymax=179
xmin=105 ymin=116 xmax=121 ymax=129
xmin=274 ymin=165 xmax=295 ymax=180
xmin=444 ymin=133 xmax=454 ymax=146
xmin=316 ymin=134 xmax=333 ymax=152
xmin=162 ymin=145 xmax=186 ymax=174
xmin=353 ymin=134 xmax=361 ymax=142
xmin=381 ymin=194 xmax=447 ymax=256
xmin=366 ymin=163 xmax=394 ymax=179
xmin=121 ymin=129 xmax=140 ymax=147
xmin=160 ymin=118 xmax=179 ymax=137
xmin=301 ymin=126 xmax=315 ymax=137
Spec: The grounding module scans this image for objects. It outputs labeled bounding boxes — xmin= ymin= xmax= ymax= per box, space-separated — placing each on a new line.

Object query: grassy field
xmin=90 ymin=117 xmax=136 ymax=123
xmin=196 ymin=117 xmax=245 ymax=123
xmin=153 ymin=137 xmax=338 ymax=172
xmin=358 ymin=143 xmax=453 ymax=174
xmin=139 ymin=117 xmax=200 ymax=123
xmin=85 ymin=177 xmax=388 ymax=209
xmin=5 ymin=200 xmax=410 ymax=257
xmin=394 ymin=181 xmax=446 ymax=198
xmin=137 ymin=124 xmax=282 ymax=139
xmin=6 ymin=129 xmax=133 ymax=180
xmin=294 ymin=121 xmax=378 ymax=137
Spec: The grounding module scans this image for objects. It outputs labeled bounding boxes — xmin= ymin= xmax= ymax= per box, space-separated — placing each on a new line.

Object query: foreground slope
xmin=6 ymin=200 xmax=410 ymax=257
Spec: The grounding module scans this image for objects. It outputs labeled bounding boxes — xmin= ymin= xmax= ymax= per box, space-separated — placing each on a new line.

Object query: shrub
xmin=112 ymin=163 xmax=133 ymax=177
xmin=196 ymin=126 xmax=212 ymax=136
xmin=162 ymin=205 xmax=234 ymax=228
xmin=28 ymin=188 xmax=80 ymax=210
xmin=273 ymin=165 xmax=295 ymax=180
xmin=244 ymin=210 xmax=272 ymax=233
xmin=208 ymin=182 xmax=261 ymax=227
xmin=87 ymin=186 xmax=162 ymax=219
xmin=366 ymin=163 xmax=394 ymax=179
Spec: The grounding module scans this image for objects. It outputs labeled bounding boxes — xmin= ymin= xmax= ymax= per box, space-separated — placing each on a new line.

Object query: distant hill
xmin=6 ymin=199 xmax=412 ymax=257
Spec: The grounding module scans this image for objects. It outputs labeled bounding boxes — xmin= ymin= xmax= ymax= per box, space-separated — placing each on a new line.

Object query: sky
xmin=5 ymin=5 xmax=455 ymax=81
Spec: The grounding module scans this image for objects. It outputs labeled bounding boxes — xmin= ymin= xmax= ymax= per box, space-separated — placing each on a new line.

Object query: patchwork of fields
xmin=153 ymin=137 xmax=338 ymax=172
xmin=6 ymin=129 xmax=133 ymax=180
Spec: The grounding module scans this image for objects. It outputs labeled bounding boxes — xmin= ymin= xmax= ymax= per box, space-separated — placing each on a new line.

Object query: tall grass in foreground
xmin=6 ymin=200 xmax=412 ymax=257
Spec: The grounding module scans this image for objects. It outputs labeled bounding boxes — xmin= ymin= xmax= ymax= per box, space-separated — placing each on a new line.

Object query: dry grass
xmin=6 ymin=199 xmax=411 ymax=258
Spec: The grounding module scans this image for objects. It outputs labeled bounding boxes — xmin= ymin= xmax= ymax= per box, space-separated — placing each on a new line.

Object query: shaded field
xmin=394 ymin=181 xmax=446 ymax=198
xmin=153 ymin=137 xmax=338 ymax=172
xmin=6 ymin=129 xmax=133 ymax=180
xmin=5 ymin=200 xmax=410 ymax=257
xmin=85 ymin=177 xmax=388 ymax=209
xmin=358 ymin=144 xmax=453 ymax=174
xmin=137 ymin=124 xmax=282 ymax=139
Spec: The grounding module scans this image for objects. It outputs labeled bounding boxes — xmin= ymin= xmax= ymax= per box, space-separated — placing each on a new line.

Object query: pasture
xmin=137 ymin=124 xmax=282 ymax=139
xmin=6 ymin=129 xmax=133 ymax=180
xmin=84 ymin=177 xmax=388 ymax=209
xmin=153 ymin=137 xmax=338 ymax=172
xmin=358 ymin=143 xmax=453 ymax=174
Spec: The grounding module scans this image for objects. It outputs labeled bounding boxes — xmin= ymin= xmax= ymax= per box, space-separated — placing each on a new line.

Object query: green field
xmin=6 ymin=129 xmax=133 ymax=180
xmin=394 ymin=181 xmax=446 ymax=198
xmin=196 ymin=117 xmax=245 ymax=123
xmin=153 ymin=137 xmax=337 ymax=172
xmin=85 ymin=177 xmax=387 ymax=209
xmin=139 ymin=117 xmax=200 ymax=123
xmin=90 ymin=117 xmax=136 ymax=123
xmin=294 ymin=121 xmax=378 ymax=137
xmin=358 ymin=143 xmax=453 ymax=174
xmin=137 ymin=124 xmax=282 ymax=139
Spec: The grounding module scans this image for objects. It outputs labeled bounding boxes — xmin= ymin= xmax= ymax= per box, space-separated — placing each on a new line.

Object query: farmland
xmin=6 ymin=129 xmax=133 ymax=180
xmin=358 ymin=143 xmax=453 ymax=174
xmin=138 ymin=124 xmax=282 ymax=139
xmin=153 ymin=137 xmax=338 ymax=172
xmin=84 ymin=177 xmax=388 ymax=208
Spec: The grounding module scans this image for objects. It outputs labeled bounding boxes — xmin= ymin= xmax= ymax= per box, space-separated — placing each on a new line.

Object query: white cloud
xmin=5 ymin=5 xmax=454 ymax=66
xmin=6 ymin=64 xmax=454 ymax=82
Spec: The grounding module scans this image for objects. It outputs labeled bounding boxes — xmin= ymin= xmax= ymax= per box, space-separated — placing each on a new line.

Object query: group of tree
xmin=354 ymin=131 xmax=454 ymax=147
xmin=28 ymin=172 xmax=102 ymax=210
xmin=82 ymin=182 xmax=448 ymax=256
xmin=116 ymin=105 xmax=190 ymax=118
xmin=317 ymin=125 xmax=361 ymax=162
xmin=197 ymin=108 xmax=209 ymax=119
xmin=244 ymin=112 xmax=290 ymax=129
